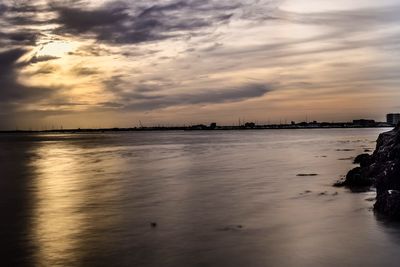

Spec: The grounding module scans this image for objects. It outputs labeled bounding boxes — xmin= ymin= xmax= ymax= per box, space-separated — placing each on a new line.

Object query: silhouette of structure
xmin=0 ymin=117 xmax=394 ymax=133
xmin=387 ymin=113 xmax=400 ymax=126
xmin=353 ymin=119 xmax=376 ymax=127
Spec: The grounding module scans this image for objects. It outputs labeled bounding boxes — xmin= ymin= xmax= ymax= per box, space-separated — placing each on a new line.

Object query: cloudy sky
xmin=1 ymin=0 xmax=400 ymax=129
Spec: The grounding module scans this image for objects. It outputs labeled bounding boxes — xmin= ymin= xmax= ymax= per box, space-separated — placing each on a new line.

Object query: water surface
xmin=1 ymin=128 xmax=399 ymax=267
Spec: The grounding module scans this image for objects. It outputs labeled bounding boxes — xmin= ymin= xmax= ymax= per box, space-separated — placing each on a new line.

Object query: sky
xmin=1 ymin=0 xmax=400 ymax=129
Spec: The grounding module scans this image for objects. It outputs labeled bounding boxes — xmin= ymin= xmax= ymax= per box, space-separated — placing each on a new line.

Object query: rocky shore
xmin=336 ymin=125 xmax=400 ymax=219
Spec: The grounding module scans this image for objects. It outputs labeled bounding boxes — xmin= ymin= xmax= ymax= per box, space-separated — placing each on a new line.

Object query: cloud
xmin=0 ymin=30 xmax=39 ymax=46
xmin=29 ymin=55 xmax=60 ymax=64
xmin=0 ymin=1 xmax=53 ymax=26
xmin=106 ymin=83 xmax=273 ymax=111
xmin=31 ymin=63 xmax=59 ymax=75
xmin=0 ymin=1 xmax=50 ymax=50
xmin=68 ymin=44 xmax=111 ymax=57
xmin=52 ymin=0 xmax=239 ymax=44
xmin=70 ymin=65 xmax=99 ymax=76
xmin=0 ymin=48 xmax=56 ymax=105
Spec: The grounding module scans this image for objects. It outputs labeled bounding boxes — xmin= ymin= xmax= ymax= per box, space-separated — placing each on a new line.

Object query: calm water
xmin=1 ymin=128 xmax=400 ymax=267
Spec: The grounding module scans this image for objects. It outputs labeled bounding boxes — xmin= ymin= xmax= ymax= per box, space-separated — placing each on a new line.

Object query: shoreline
xmin=0 ymin=125 xmax=393 ymax=134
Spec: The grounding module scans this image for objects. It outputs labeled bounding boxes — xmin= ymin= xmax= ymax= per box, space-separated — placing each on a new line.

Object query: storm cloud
xmin=52 ymin=0 xmax=239 ymax=44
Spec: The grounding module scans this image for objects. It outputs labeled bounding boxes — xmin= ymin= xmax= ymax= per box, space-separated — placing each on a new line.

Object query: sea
xmin=1 ymin=128 xmax=400 ymax=267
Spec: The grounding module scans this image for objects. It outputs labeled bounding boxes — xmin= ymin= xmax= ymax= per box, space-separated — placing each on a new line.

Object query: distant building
xmin=387 ymin=113 xmax=400 ymax=126
xmin=353 ymin=119 xmax=375 ymax=126
xmin=244 ymin=122 xmax=256 ymax=128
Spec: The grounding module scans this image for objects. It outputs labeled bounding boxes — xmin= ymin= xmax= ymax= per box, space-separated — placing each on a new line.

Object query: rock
xmin=341 ymin=125 xmax=400 ymax=219
xmin=353 ymin=153 xmax=372 ymax=168
xmin=333 ymin=180 xmax=345 ymax=187
xmin=299 ymin=190 xmax=312 ymax=195
xmin=338 ymin=157 xmax=354 ymax=161
xmin=345 ymin=167 xmax=373 ymax=187
xmin=374 ymin=190 xmax=400 ymax=219
xmin=296 ymin=173 xmax=318 ymax=177
xmin=337 ymin=167 xmax=374 ymax=188
xmin=218 ymin=225 xmax=244 ymax=231
xmin=150 ymin=222 xmax=157 ymax=228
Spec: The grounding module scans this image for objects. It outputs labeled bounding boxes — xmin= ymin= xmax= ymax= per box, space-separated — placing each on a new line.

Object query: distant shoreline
xmin=0 ymin=124 xmax=393 ymax=134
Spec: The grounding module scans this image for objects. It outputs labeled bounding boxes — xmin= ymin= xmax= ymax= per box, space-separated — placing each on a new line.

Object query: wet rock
xmin=345 ymin=167 xmax=373 ymax=187
xmin=333 ymin=175 xmax=346 ymax=187
xmin=299 ymin=190 xmax=312 ymax=195
xmin=333 ymin=180 xmax=345 ymax=187
xmin=335 ymin=167 xmax=373 ymax=189
xmin=338 ymin=157 xmax=354 ymax=161
xmin=353 ymin=153 xmax=372 ymax=168
xmin=296 ymin=173 xmax=318 ymax=177
xmin=374 ymin=190 xmax=400 ymax=219
xmin=342 ymin=125 xmax=400 ymax=219
xmin=218 ymin=225 xmax=244 ymax=231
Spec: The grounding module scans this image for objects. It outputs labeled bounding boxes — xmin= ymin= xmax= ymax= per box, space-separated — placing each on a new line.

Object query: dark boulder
xmin=353 ymin=153 xmax=372 ymax=168
xmin=344 ymin=167 xmax=373 ymax=187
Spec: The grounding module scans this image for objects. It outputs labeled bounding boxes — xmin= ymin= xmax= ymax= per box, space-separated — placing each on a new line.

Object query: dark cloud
xmin=53 ymin=0 xmax=238 ymax=44
xmin=0 ymin=1 xmax=53 ymax=26
xmin=106 ymin=83 xmax=273 ymax=111
xmin=0 ymin=30 xmax=39 ymax=46
xmin=68 ymin=44 xmax=112 ymax=57
xmin=0 ymin=1 xmax=51 ymax=51
xmin=0 ymin=56 xmax=79 ymax=128
xmin=54 ymin=2 xmax=128 ymax=33
xmin=0 ymin=48 xmax=26 ymax=68
xmin=0 ymin=3 xmax=7 ymax=15
xmin=0 ymin=48 xmax=56 ymax=105
xmin=29 ymin=55 xmax=59 ymax=64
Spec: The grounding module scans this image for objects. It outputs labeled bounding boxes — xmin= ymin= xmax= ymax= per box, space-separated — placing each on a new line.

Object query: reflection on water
xmin=31 ymin=144 xmax=91 ymax=266
xmin=1 ymin=129 xmax=400 ymax=266
xmin=30 ymin=140 xmax=126 ymax=266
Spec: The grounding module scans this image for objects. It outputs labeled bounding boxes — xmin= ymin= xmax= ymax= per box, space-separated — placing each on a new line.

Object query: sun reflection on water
xmin=30 ymin=144 xmax=87 ymax=266
xmin=28 ymin=139 xmax=124 ymax=266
